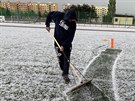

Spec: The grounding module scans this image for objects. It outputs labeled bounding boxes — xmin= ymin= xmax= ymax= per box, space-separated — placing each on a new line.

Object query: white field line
xmin=112 ymin=53 xmax=122 ymax=101
xmin=83 ymin=53 xmax=101 ymax=76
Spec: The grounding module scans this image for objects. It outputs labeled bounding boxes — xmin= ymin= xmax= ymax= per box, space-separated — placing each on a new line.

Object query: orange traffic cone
xmin=110 ymin=38 xmax=114 ymax=48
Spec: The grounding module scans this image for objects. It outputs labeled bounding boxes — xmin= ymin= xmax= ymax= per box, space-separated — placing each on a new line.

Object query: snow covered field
xmin=0 ymin=23 xmax=135 ymax=101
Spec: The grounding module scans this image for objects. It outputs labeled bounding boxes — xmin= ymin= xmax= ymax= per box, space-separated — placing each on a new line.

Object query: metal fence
xmin=2 ymin=16 xmax=135 ymax=27
xmin=4 ymin=16 xmax=45 ymax=23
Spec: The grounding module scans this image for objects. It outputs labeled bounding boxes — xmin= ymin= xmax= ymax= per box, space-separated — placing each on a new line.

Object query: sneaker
xmin=63 ymin=75 xmax=70 ymax=84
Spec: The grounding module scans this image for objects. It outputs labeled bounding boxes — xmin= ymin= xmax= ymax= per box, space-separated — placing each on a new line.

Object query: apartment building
xmin=95 ymin=6 xmax=108 ymax=17
xmin=19 ymin=3 xmax=28 ymax=12
xmin=0 ymin=1 xmax=58 ymax=14
xmin=62 ymin=4 xmax=108 ymax=17
xmin=95 ymin=6 xmax=108 ymax=22
xmin=62 ymin=3 xmax=71 ymax=11
xmin=0 ymin=2 xmax=7 ymax=9
xmin=51 ymin=3 xmax=58 ymax=12
xmin=9 ymin=2 xmax=18 ymax=11
xmin=0 ymin=1 xmax=28 ymax=11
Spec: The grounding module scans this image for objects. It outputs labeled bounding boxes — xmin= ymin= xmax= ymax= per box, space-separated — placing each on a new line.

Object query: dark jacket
xmin=45 ymin=10 xmax=77 ymax=48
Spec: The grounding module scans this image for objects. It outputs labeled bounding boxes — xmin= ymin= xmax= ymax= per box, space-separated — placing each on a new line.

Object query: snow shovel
xmin=47 ymin=31 xmax=92 ymax=84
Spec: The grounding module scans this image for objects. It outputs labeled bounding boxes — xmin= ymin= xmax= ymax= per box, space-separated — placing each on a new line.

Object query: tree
xmin=5 ymin=8 xmax=11 ymax=16
xmin=64 ymin=4 xmax=97 ymax=23
xmin=103 ymin=14 xmax=112 ymax=23
xmin=0 ymin=7 xmax=5 ymax=15
xmin=29 ymin=10 xmax=37 ymax=17
xmin=38 ymin=11 xmax=42 ymax=18
xmin=42 ymin=11 xmax=48 ymax=17
xmin=108 ymin=0 xmax=116 ymax=19
xmin=103 ymin=0 xmax=116 ymax=23
xmin=90 ymin=5 xmax=97 ymax=19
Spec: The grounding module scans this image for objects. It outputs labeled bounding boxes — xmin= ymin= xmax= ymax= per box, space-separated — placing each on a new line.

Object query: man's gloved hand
xmin=46 ymin=27 xmax=50 ymax=32
xmin=60 ymin=46 xmax=64 ymax=52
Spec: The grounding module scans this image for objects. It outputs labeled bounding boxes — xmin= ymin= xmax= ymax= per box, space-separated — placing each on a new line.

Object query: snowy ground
xmin=0 ymin=23 xmax=135 ymax=101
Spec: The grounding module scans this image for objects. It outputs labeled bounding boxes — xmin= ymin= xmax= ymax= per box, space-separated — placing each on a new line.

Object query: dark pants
xmin=55 ymin=46 xmax=71 ymax=76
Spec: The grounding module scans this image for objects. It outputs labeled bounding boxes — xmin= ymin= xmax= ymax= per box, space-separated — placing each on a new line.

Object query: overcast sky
xmin=2 ymin=0 xmax=135 ymax=16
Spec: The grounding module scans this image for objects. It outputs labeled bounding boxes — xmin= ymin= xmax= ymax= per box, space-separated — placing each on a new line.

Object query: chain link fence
xmin=4 ymin=16 xmax=45 ymax=23
xmin=2 ymin=13 xmax=135 ymax=27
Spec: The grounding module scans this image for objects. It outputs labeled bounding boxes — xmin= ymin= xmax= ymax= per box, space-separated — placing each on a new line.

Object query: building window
xmin=115 ymin=18 xmax=118 ymax=22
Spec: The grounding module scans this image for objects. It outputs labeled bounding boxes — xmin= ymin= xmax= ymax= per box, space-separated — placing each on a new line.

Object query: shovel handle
xmin=50 ymin=33 xmax=61 ymax=49
xmin=70 ymin=64 xmax=82 ymax=82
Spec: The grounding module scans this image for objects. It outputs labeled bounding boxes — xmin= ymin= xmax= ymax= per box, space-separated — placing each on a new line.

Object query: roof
xmin=115 ymin=14 xmax=134 ymax=18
